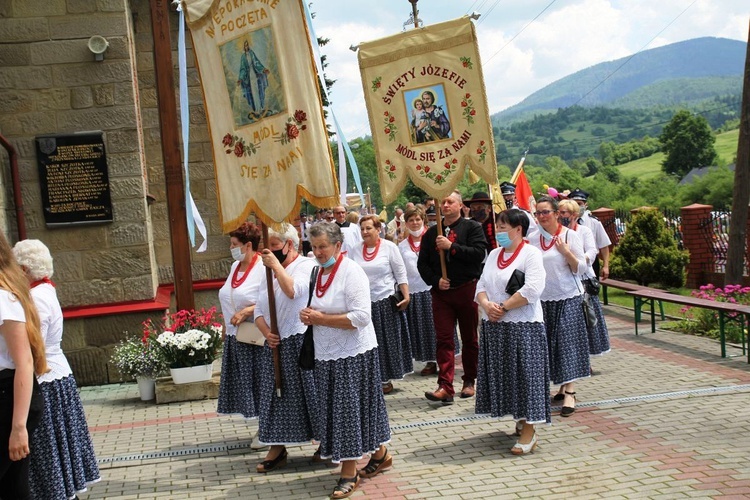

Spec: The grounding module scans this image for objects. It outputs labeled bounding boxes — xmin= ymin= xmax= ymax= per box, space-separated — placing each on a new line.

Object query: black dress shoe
xmin=256 ymin=448 xmax=288 ymax=473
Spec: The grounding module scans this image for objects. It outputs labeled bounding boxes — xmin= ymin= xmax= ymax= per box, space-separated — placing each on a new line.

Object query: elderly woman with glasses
xmin=300 ymin=223 xmax=391 ymax=499
xmin=529 ymin=196 xmax=589 ymax=418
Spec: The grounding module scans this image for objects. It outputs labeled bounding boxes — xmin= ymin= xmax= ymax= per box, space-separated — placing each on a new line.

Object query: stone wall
xmin=0 ymin=1 xmax=230 ymax=385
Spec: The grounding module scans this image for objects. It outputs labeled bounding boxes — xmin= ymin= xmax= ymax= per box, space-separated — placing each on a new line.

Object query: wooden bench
xmin=601 ymin=278 xmax=664 ymax=322
xmin=626 ymin=288 xmax=750 ymax=360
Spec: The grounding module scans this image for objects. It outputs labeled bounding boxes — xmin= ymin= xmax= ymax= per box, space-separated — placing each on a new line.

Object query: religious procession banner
xmin=358 ymin=17 xmax=497 ymax=203
xmin=184 ymin=0 xmax=339 ymax=230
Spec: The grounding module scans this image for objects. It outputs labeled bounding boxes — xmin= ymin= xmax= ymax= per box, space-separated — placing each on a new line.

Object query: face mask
xmin=504 ymin=198 xmax=514 ymax=210
xmin=495 ymin=231 xmax=513 ymax=248
xmin=231 ymin=246 xmax=245 ymax=262
xmin=579 ymin=205 xmax=586 ymax=217
xmin=539 ymin=226 xmax=554 ymax=241
xmin=320 ymin=255 xmax=337 ymax=268
xmin=560 ymin=217 xmax=571 ymax=227
xmin=470 ymin=208 xmax=488 ymax=221
xmin=408 ymin=226 xmax=424 ymax=237
xmin=427 ymin=220 xmax=437 ymax=227
xmin=271 ymin=246 xmax=287 ymax=263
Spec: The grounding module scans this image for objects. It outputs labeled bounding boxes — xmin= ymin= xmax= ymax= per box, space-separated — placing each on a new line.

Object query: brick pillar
xmin=681 ymin=203 xmax=713 ymax=289
xmin=592 ymin=207 xmax=617 ymax=247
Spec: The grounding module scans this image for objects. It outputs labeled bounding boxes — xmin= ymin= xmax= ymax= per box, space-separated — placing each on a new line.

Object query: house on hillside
xmin=679 ymin=164 xmax=735 ymax=185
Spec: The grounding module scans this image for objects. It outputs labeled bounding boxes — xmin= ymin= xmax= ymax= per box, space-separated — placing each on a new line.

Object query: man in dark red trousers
xmin=417 ymin=191 xmax=487 ymax=404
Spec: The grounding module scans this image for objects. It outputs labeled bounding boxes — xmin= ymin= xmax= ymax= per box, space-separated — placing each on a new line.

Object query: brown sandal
xmin=359 ymin=448 xmax=393 ymax=478
xmin=330 ymin=474 xmax=360 ymax=499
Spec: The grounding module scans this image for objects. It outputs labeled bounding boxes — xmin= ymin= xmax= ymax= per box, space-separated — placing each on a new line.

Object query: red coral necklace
xmin=231 ymin=252 xmax=259 ymax=288
xmin=316 ymin=254 xmax=344 ymax=298
xmin=539 ymin=225 xmax=562 ymax=252
xmin=362 ymin=238 xmax=381 ymax=261
xmin=497 ymin=241 xmax=525 ymax=269
xmin=407 ymin=229 xmax=426 ymax=253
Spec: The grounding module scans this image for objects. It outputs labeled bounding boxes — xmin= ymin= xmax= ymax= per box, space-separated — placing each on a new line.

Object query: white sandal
xmin=511 ymin=432 xmax=538 ymax=455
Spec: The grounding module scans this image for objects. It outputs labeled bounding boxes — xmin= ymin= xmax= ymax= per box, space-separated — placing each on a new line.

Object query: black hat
xmin=425 ymin=205 xmax=437 ymax=216
xmin=500 ymin=181 xmax=516 ymax=195
xmin=468 ymin=191 xmax=492 ymax=205
xmin=569 ymin=188 xmax=589 ymax=201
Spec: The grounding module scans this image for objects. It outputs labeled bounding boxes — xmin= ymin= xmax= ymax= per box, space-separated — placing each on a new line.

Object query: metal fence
xmin=613 ymin=208 xmax=684 ymax=250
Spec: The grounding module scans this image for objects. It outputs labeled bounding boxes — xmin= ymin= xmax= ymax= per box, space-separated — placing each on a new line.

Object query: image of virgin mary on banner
xmin=184 ymin=0 xmax=339 ymax=229
xmin=358 ymin=17 xmax=497 ymax=203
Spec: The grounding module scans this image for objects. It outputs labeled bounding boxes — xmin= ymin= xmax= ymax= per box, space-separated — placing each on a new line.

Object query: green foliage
xmin=610 ymin=209 xmax=688 ymax=287
xmin=678 ymin=165 xmax=735 ymax=210
xmin=659 ymin=110 xmax=718 ymax=177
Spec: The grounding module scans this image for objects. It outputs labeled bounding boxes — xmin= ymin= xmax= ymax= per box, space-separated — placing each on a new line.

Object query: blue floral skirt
xmin=542 ymin=295 xmax=591 ymax=385
xmin=475 ymin=320 xmax=551 ymax=424
xmin=29 ymin=375 xmax=100 ymax=500
xmin=314 ymin=348 xmax=391 ymax=463
xmin=587 ymin=294 xmax=611 ymax=355
xmin=371 ymin=298 xmax=413 ymax=382
xmin=257 ymin=332 xmax=318 ymax=445
xmin=218 ymin=335 xmax=263 ymax=418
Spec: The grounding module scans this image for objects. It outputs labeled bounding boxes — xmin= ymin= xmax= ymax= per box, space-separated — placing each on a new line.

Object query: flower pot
xmin=136 ymin=377 xmax=155 ymax=401
xmin=169 ymin=364 xmax=213 ymax=384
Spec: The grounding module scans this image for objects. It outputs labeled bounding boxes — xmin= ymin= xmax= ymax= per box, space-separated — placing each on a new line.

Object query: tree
xmin=659 ymin=110 xmax=718 ymax=177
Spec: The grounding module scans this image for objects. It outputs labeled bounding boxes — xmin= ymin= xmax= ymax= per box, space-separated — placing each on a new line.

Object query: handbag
xmin=505 ymin=269 xmax=526 ymax=296
xmin=230 ymin=283 xmax=266 ymax=346
xmin=583 ymin=276 xmax=600 ymax=296
xmin=298 ymin=266 xmax=320 ymax=370
xmin=389 ymin=283 xmax=405 ymax=309
xmin=582 ymin=292 xmax=598 ymax=329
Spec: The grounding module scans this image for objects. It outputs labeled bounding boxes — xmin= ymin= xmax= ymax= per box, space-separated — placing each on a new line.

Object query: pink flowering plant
xmin=152 ymin=308 xmax=224 ymax=369
xmin=677 ymin=284 xmax=750 ymax=343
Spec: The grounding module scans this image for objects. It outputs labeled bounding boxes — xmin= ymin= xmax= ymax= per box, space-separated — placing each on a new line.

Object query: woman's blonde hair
xmin=0 ymin=234 xmax=47 ymax=375
xmin=558 ymin=199 xmax=580 ymax=215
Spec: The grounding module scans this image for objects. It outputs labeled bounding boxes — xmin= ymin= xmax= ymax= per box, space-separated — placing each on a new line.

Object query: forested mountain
xmin=494 ymin=37 xmax=745 ymax=125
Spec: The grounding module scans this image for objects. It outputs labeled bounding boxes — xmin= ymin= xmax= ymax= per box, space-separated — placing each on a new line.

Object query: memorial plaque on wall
xmin=35 ymin=132 xmax=113 ymax=226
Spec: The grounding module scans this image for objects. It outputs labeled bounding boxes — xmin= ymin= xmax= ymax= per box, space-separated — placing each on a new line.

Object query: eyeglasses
xmin=534 ymin=210 xmax=555 ymax=217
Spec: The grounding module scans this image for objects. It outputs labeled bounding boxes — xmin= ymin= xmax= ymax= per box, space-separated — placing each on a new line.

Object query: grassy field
xmin=603 ymin=286 xmax=693 ymax=318
xmin=617 ymin=128 xmax=740 ymax=180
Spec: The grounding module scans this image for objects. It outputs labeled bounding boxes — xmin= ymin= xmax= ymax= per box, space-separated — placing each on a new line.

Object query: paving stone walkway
xmin=77 ymin=306 xmax=750 ymax=499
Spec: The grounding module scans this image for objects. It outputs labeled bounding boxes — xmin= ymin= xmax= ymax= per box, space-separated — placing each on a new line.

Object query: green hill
xmin=494 ymin=37 xmax=745 ymax=125
xmin=616 ymin=128 xmax=740 ymax=180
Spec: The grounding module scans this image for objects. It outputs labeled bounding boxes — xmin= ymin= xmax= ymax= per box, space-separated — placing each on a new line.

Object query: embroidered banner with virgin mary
xmin=184 ymin=0 xmax=339 ymax=229
xmin=358 ymin=17 xmax=497 ymax=203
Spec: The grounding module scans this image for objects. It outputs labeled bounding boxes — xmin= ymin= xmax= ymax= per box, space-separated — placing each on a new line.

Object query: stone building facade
xmin=0 ymin=0 xmax=233 ymax=384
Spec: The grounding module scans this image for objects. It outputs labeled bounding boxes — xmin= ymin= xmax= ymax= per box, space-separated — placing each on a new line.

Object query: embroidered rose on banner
xmin=459 ymin=56 xmax=473 ymax=69
xmin=383 ymin=159 xmax=397 ymax=181
xmin=223 ymin=134 xmax=259 ymax=158
xmin=477 ymin=140 xmax=487 ymax=163
xmin=461 ymin=93 xmax=476 ymax=125
xmin=276 ymin=109 xmax=309 ymax=145
xmin=416 ymin=158 xmax=458 ymax=186
xmin=383 ymin=111 xmax=398 ymax=141
xmin=371 ymin=76 xmax=382 ymax=92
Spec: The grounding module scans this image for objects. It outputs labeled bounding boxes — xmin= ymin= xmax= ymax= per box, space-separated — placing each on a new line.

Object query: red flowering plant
xmin=677 ymin=284 xmax=750 ymax=343
xmin=153 ymin=308 xmax=224 ymax=369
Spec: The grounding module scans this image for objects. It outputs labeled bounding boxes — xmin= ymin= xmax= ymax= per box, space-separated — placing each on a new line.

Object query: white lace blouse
xmin=309 ymin=258 xmax=378 ymax=361
xmin=398 ymin=237 xmax=431 ymax=295
xmin=475 ymin=243 xmax=546 ymax=323
xmin=254 ymin=256 xmax=317 ymax=340
xmin=574 ymin=224 xmax=598 ymax=279
xmin=348 ymin=238 xmax=408 ymax=302
xmin=31 ymin=283 xmax=72 ymax=382
xmin=0 ymin=288 xmax=25 ymax=370
xmin=218 ymin=257 xmax=265 ymax=337
xmin=528 ymin=226 xmax=586 ymax=301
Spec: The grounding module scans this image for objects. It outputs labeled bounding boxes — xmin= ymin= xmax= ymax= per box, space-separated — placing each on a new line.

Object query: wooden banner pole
xmin=261 ymin=222 xmax=283 ymax=397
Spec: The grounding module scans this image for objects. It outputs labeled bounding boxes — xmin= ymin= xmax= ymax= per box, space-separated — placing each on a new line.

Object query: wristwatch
xmin=499 ymin=303 xmax=509 ymax=313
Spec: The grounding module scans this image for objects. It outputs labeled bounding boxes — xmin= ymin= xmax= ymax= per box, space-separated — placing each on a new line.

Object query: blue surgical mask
xmin=495 ymin=231 xmax=513 ymax=248
xmin=320 ymin=255 xmax=337 ymax=268
xmin=539 ymin=227 xmax=554 ymax=241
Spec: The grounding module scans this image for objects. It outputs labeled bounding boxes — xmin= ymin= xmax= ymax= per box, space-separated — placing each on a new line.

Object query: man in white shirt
xmin=569 ymin=188 xmax=611 ymax=279
xmin=333 ymin=205 xmax=362 ymax=254
xmin=386 ymin=208 xmax=405 ymax=242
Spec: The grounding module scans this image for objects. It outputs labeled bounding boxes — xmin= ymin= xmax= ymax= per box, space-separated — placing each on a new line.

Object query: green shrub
xmin=610 ymin=209 xmax=688 ymax=287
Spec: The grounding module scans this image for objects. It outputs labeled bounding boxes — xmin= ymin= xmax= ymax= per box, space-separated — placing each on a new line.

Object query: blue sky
xmin=309 ymin=0 xmax=749 ymax=139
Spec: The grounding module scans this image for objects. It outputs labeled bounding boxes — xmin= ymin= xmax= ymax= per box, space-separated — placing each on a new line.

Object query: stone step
xmin=154 ymin=372 xmax=220 ymax=404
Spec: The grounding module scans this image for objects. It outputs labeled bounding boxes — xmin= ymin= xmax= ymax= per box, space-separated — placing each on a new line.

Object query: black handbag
xmin=298 ymin=266 xmax=320 ymax=370
xmin=505 ymin=269 xmax=526 ymax=296
xmin=389 ymin=283 xmax=405 ymax=309
xmin=583 ymin=276 xmax=600 ymax=296
xmin=582 ymin=293 xmax=598 ymax=329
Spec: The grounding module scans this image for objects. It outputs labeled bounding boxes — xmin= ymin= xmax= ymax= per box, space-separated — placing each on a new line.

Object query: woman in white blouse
xmin=300 ymin=223 xmax=392 ymax=499
xmin=558 ymin=199 xmax=610 ymax=358
xmin=13 ymin=240 xmax=100 ymax=498
xmin=476 ymin=209 xmax=549 ymax=454
xmin=349 ymin=215 xmax=411 ymax=394
xmin=217 ymin=222 xmax=266 ymax=425
xmin=253 ymin=223 xmax=318 ymax=473
xmin=0 ymin=233 xmax=46 ymax=499
xmin=529 ymin=196 xmax=590 ymax=417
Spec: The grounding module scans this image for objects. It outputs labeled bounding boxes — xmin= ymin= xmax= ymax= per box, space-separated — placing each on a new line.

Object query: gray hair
xmin=267 ymin=222 xmax=299 ymax=249
xmin=307 ymin=222 xmax=344 ymax=245
xmin=12 ymin=239 xmax=54 ymax=280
